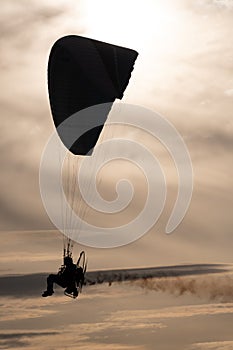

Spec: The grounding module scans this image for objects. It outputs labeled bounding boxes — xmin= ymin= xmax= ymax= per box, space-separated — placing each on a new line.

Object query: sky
xmin=0 ymin=0 xmax=232 ymax=262
xmin=0 ymin=0 xmax=233 ymax=349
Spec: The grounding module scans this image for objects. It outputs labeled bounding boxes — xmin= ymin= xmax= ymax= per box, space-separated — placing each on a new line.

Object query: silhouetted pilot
xmin=42 ymin=256 xmax=84 ymax=297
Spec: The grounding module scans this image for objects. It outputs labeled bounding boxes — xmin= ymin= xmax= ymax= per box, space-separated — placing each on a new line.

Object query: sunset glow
xmin=84 ymin=0 xmax=181 ymax=52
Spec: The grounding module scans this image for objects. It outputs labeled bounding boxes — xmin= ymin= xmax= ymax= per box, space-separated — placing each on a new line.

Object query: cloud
xmin=0 ymin=331 xmax=144 ymax=350
xmin=0 ymin=273 xmax=48 ymax=298
xmin=0 ymin=296 xmax=60 ymax=321
xmin=0 ymin=332 xmax=58 ymax=349
xmin=0 ymin=0 xmax=85 ymax=231
xmin=0 ymin=313 xmax=156 ymax=349
xmin=213 ymin=0 xmax=233 ymax=9
xmin=109 ymin=303 xmax=233 ymax=321
xmin=190 ymin=340 xmax=233 ymax=350
xmin=224 ymin=88 xmax=233 ymax=96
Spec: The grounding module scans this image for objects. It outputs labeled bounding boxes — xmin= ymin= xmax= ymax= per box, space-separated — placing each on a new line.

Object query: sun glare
xmin=84 ymin=0 xmax=180 ymax=53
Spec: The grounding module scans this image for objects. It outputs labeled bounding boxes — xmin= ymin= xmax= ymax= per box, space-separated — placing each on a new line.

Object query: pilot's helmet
xmin=64 ymin=256 xmax=73 ymax=265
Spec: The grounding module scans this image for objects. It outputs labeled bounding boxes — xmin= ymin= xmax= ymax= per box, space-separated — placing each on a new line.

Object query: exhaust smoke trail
xmin=130 ymin=273 xmax=233 ymax=302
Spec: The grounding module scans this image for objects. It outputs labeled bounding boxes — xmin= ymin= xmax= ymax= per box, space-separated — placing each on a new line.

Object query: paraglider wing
xmin=48 ymin=35 xmax=138 ymax=155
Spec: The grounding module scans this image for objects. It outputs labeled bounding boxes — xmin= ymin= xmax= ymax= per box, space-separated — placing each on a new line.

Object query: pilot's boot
xmin=42 ymin=289 xmax=54 ymax=297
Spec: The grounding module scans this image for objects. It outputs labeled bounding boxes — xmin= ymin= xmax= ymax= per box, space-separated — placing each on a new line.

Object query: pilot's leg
xmin=47 ymin=274 xmax=58 ymax=291
xmin=42 ymin=274 xmax=60 ymax=297
xmin=65 ymin=279 xmax=77 ymax=296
